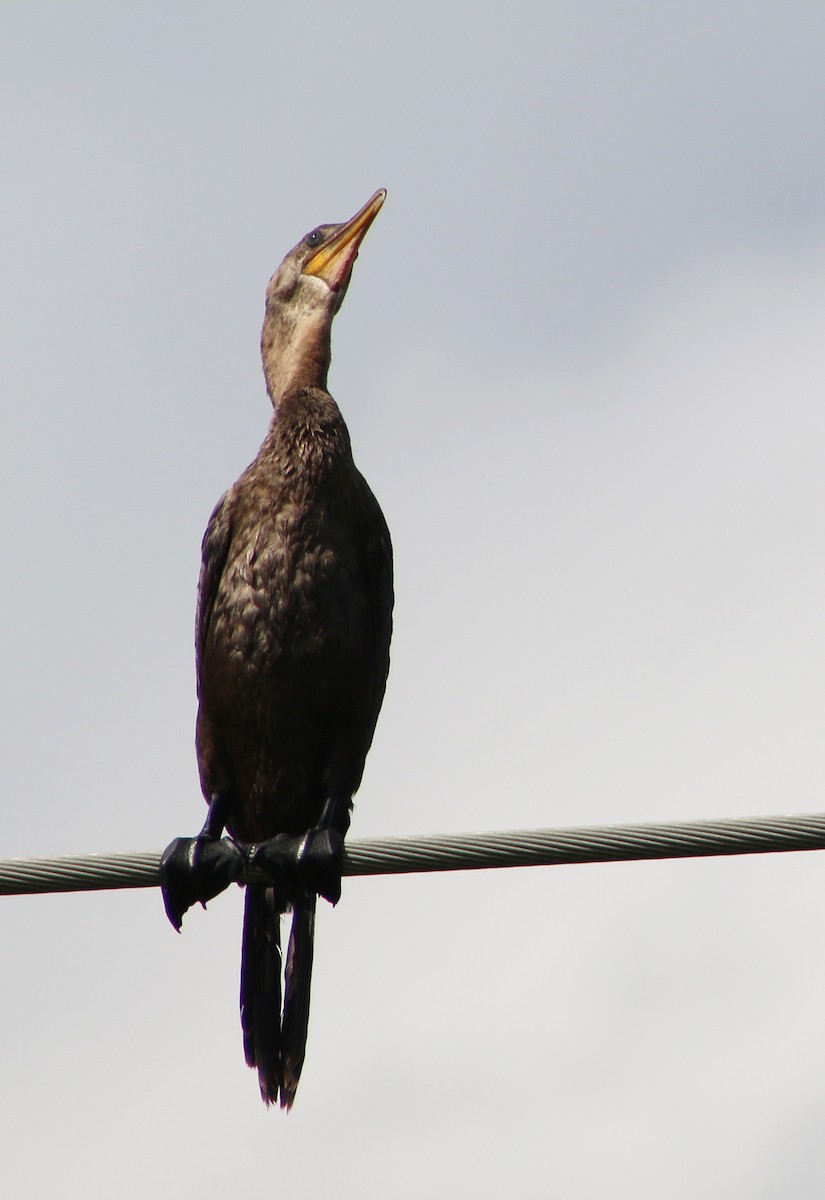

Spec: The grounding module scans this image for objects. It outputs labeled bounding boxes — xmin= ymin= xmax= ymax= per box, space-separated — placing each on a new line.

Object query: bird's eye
xmin=305 ymin=229 xmax=324 ymax=248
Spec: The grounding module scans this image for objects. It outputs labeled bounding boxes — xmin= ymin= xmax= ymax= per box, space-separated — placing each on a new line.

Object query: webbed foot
xmin=160 ymin=835 xmax=245 ymax=931
xmin=248 ymin=827 xmax=344 ymax=907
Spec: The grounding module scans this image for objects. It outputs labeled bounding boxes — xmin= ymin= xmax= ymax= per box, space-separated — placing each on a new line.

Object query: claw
xmin=160 ymin=835 xmax=245 ymax=931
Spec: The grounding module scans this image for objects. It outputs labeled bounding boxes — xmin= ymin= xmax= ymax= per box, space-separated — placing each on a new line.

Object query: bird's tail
xmin=281 ymin=894 xmax=316 ymax=1109
xmin=240 ymin=885 xmax=316 ymax=1109
xmin=240 ymin=884 xmax=282 ymax=1106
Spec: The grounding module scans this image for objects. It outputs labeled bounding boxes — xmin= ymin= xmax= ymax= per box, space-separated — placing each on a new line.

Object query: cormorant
xmin=161 ymin=189 xmax=393 ymax=1109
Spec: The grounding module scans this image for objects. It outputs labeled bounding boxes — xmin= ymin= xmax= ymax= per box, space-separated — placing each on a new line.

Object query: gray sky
xmin=3 ymin=2 xmax=825 ymax=1195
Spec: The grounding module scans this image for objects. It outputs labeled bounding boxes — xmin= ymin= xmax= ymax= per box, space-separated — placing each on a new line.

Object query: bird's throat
xmin=262 ymin=304 xmax=333 ymax=409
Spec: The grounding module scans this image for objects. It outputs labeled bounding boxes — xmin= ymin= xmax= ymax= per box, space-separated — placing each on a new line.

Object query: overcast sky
xmin=3 ymin=2 xmax=825 ymax=1196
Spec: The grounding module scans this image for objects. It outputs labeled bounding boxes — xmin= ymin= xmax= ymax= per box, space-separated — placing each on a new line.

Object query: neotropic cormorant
xmin=161 ymin=189 xmax=393 ymax=1108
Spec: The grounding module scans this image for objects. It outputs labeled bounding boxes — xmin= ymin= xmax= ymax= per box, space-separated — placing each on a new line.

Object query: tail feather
xmin=280 ymin=896 xmax=316 ymax=1109
xmin=240 ymin=885 xmax=282 ymax=1105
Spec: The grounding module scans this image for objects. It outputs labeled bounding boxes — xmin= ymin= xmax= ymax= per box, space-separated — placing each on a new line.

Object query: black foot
xmin=248 ymin=827 xmax=344 ymax=907
xmin=160 ymin=835 xmax=245 ymax=931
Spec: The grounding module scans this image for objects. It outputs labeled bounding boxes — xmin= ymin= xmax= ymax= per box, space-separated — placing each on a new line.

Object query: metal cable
xmin=2 ymin=811 xmax=825 ymax=897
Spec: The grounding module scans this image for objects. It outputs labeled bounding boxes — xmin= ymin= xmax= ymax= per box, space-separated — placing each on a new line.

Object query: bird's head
xmin=266 ymin=188 xmax=386 ymax=315
xmin=261 ymin=189 xmax=386 ymax=407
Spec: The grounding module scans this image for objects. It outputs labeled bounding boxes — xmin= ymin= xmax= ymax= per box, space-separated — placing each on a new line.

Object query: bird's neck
xmin=259 ymin=385 xmax=352 ymax=488
xmin=261 ymin=305 xmax=333 ymax=408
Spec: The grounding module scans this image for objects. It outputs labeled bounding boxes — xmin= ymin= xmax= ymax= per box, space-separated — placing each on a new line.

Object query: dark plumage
xmin=194 ymin=190 xmax=392 ymax=1106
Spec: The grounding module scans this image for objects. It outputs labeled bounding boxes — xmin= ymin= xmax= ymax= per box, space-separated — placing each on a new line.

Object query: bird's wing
xmin=195 ymin=487 xmax=236 ymax=682
xmin=361 ymin=499 xmax=394 ymax=715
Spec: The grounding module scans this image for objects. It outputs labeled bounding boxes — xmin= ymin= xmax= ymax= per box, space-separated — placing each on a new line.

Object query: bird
xmin=162 ymin=189 xmax=393 ymax=1109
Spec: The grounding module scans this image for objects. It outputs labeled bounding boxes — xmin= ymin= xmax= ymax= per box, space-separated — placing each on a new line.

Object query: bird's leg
xmin=316 ymin=792 xmax=352 ymax=839
xmin=197 ymin=791 xmax=231 ymax=842
xmin=160 ymin=792 xmax=245 ymax=931
xmin=248 ymin=794 xmax=348 ymax=908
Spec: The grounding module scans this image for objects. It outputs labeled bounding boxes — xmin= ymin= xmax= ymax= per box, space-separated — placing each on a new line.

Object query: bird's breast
xmin=209 ymin=500 xmax=368 ymax=680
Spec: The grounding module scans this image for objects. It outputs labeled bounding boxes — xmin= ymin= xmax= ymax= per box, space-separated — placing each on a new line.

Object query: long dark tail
xmin=240 ymin=885 xmax=282 ymax=1106
xmin=280 ymin=894 xmax=316 ymax=1109
xmin=240 ymin=885 xmax=316 ymax=1109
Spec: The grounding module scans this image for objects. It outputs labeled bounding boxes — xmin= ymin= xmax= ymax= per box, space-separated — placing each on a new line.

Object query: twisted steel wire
xmin=2 ymin=811 xmax=825 ymax=896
